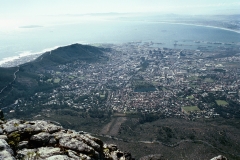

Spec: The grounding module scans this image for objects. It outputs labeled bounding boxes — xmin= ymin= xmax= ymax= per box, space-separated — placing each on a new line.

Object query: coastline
xmin=0 ymin=46 xmax=59 ymax=67
xmin=0 ymin=22 xmax=239 ymax=68
xmin=0 ymin=42 xmax=88 ymax=68
xmin=156 ymin=21 xmax=240 ymax=34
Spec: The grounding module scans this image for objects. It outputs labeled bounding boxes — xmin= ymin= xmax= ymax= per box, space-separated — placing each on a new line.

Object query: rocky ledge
xmin=0 ymin=119 xmax=132 ymax=160
xmin=0 ymin=110 xmax=228 ymax=160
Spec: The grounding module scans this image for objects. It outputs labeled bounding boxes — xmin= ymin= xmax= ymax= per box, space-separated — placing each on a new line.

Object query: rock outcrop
xmin=139 ymin=154 xmax=165 ymax=160
xmin=0 ymin=110 xmax=228 ymax=160
xmin=210 ymin=155 xmax=228 ymax=160
xmin=0 ymin=117 xmax=132 ymax=160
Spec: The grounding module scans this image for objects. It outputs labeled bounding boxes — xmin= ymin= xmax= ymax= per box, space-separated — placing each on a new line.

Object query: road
xmin=0 ymin=67 xmax=19 ymax=102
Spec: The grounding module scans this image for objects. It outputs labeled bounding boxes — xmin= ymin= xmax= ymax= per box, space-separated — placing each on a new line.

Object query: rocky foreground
xmin=0 ymin=110 xmax=228 ymax=160
xmin=0 ymin=118 xmax=132 ymax=160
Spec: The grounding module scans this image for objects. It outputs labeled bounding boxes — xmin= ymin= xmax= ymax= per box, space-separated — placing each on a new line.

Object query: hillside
xmin=0 ymin=67 xmax=18 ymax=89
xmin=0 ymin=44 xmax=109 ymax=110
xmin=0 ymin=111 xmax=228 ymax=160
xmin=21 ymin=43 xmax=108 ymax=71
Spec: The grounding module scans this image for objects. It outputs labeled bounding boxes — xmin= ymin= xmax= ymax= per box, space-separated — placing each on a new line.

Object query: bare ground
xmin=101 ymin=117 xmax=127 ymax=136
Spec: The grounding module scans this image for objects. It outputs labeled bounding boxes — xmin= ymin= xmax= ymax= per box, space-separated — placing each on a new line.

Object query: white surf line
xmin=155 ymin=21 xmax=240 ymax=34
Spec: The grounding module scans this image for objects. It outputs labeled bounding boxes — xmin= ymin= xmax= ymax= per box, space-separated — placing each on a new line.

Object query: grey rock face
xmin=37 ymin=147 xmax=62 ymax=159
xmin=45 ymin=155 xmax=74 ymax=160
xmin=30 ymin=132 xmax=52 ymax=145
xmin=16 ymin=148 xmax=37 ymax=160
xmin=59 ymin=137 xmax=94 ymax=153
xmin=0 ymin=139 xmax=15 ymax=160
xmin=0 ymin=135 xmax=8 ymax=140
xmin=2 ymin=119 xmax=22 ymax=134
xmin=17 ymin=141 xmax=28 ymax=150
xmin=210 ymin=155 xmax=228 ymax=160
xmin=0 ymin=119 xmax=132 ymax=160
xmin=0 ymin=128 xmax=3 ymax=134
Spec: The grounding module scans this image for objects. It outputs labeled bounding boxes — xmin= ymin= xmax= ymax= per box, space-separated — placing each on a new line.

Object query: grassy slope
xmin=0 ymin=44 xmax=107 ymax=109
xmin=103 ymin=117 xmax=240 ymax=159
xmin=0 ymin=67 xmax=18 ymax=89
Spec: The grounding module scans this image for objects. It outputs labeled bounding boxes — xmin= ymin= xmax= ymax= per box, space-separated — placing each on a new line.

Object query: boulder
xmin=0 ymin=139 xmax=15 ymax=160
xmin=107 ymin=144 xmax=118 ymax=151
xmin=210 ymin=155 xmax=228 ymax=160
xmin=37 ymin=147 xmax=62 ymax=159
xmin=17 ymin=141 xmax=28 ymax=150
xmin=0 ymin=119 xmax=132 ymax=160
xmin=30 ymin=132 xmax=52 ymax=145
xmin=78 ymin=134 xmax=101 ymax=151
xmin=2 ymin=119 xmax=21 ymax=133
xmin=0 ymin=135 xmax=8 ymax=140
xmin=0 ymin=128 xmax=3 ymax=134
xmin=45 ymin=155 xmax=74 ymax=160
xmin=59 ymin=137 xmax=95 ymax=154
xmin=16 ymin=148 xmax=37 ymax=160
xmin=49 ymin=137 xmax=57 ymax=145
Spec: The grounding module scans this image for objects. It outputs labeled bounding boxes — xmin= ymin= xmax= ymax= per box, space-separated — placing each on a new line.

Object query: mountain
xmin=21 ymin=43 xmax=108 ymax=71
xmin=0 ymin=43 xmax=109 ymax=109
xmin=0 ymin=67 xmax=19 ymax=92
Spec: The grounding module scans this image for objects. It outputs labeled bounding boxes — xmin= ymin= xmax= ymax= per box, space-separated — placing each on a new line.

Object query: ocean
xmin=0 ymin=20 xmax=240 ymax=66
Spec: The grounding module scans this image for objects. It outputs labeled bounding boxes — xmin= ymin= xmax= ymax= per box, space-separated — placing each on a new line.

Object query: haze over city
xmin=0 ymin=1 xmax=240 ymax=159
xmin=1 ymin=0 xmax=240 ymax=30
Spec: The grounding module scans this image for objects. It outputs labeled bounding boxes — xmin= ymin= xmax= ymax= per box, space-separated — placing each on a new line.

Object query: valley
xmin=0 ymin=42 xmax=240 ymax=159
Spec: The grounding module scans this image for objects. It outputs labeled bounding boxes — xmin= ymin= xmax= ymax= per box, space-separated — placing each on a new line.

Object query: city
xmin=7 ymin=41 xmax=240 ymax=121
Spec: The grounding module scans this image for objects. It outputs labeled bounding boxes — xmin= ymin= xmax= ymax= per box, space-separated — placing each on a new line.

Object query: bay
xmin=0 ymin=20 xmax=239 ymax=66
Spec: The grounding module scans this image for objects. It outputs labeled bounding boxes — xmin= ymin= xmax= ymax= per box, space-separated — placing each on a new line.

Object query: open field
xmin=186 ymin=95 xmax=194 ymax=99
xmin=223 ymin=62 xmax=240 ymax=68
xmin=216 ymin=100 xmax=228 ymax=106
xmin=204 ymin=78 xmax=214 ymax=83
xmin=53 ymin=78 xmax=61 ymax=83
xmin=182 ymin=106 xmax=200 ymax=113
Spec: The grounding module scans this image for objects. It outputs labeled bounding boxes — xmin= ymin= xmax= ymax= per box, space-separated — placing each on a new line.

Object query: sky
xmin=0 ymin=0 xmax=240 ymax=29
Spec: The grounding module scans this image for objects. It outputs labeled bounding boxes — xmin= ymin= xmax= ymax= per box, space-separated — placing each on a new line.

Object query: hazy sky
xmin=1 ymin=0 xmax=240 ymax=15
xmin=0 ymin=0 xmax=239 ymax=29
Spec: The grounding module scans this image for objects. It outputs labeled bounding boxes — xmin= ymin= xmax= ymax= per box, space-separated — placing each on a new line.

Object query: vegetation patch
xmin=53 ymin=78 xmax=61 ymax=83
xmin=182 ymin=106 xmax=200 ymax=113
xmin=204 ymin=78 xmax=214 ymax=83
xmin=188 ymin=76 xmax=199 ymax=81
xmin=186 ymin=95 xmax=194 ymax=99
xmin=100 ymin=94 xmax=105 ymax=98
xmin=47 ymin=78 xmax=52 ymax=82
xmin=215 ymin=100 xmax=228 ymax=106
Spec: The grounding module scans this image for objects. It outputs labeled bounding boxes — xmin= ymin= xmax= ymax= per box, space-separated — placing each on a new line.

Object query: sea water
xmin=0 ymin=20 xmax=240 ymax=66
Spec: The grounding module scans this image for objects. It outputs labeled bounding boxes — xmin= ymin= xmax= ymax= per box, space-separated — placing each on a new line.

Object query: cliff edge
xmin=0 ymin=111 xmax=132 ymax=160
xmin=0 ymin=110 xmax=228 ymax=160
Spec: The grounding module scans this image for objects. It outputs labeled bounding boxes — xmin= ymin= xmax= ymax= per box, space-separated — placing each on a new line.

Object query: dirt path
xmin=100 ymin=117 xmax=127 ymax=136
xmin=100 ymin=119 xmax=114 ymax=135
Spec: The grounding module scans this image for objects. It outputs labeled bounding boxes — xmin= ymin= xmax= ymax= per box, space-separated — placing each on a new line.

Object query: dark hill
xmin=0 ymin=44 xmax=109 ymax=108
xmin=21 ymin=43 xmax=108 ymax=71
xmin=0 ymin=67 xmax=18 ymax=89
